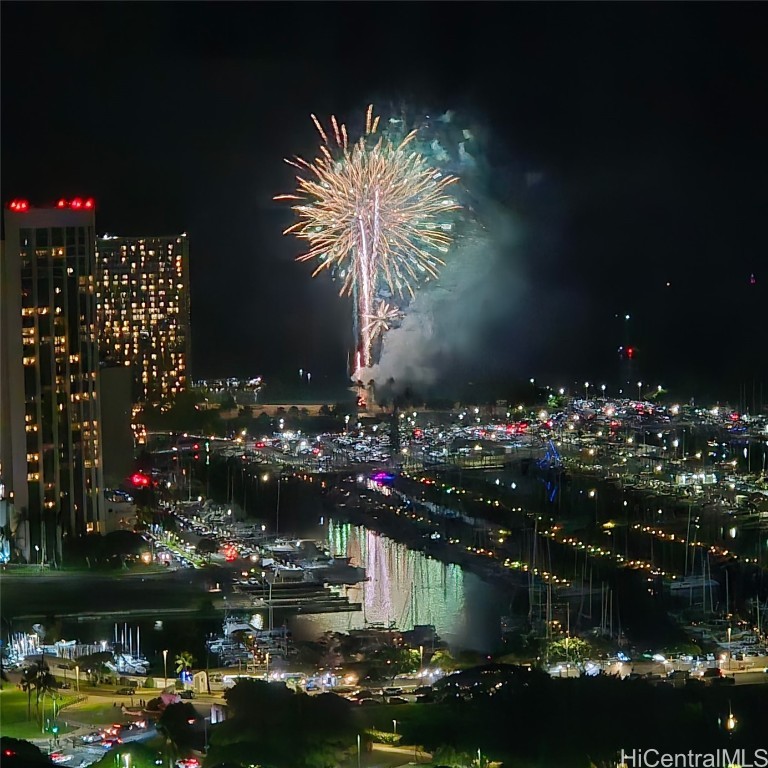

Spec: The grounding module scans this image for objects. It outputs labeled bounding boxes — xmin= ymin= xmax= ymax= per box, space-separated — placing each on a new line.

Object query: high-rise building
xmin=1 ymin=198 xmax=104 ymax=563
xmin=95 ymin=234 xmax=191 ymax=405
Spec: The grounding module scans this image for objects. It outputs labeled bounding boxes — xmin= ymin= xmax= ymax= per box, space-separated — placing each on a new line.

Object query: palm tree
xmin=20 ymin=663 xmax=57 ymax=721
xmin=36 ymin=668 xmax=59 ymax=730
xmin=175 ymin=651 xmax=195 ymax=677
xmin=21 ymin=664 xmax=41 ymax=719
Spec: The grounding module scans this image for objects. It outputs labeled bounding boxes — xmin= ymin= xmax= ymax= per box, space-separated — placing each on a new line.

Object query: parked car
xmin=386 ymin=696 xmax=409 ymax=705
xmin=667 ymin=670 xmax=690 ymax=687
xmin=354 ymin=689 xmax=376 ymax=700
xmin=179 ymin=690 xmax=196 ymax=699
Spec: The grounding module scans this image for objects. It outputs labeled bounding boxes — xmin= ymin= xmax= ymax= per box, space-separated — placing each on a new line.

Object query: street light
xmin=393 ymin=719 xmax=398 ymax=736
xmin=34 ymin=544 xmax=40 ymax=567
xmin=584 ymin=382 xmax=589 ymax=400
xmin=162 ymin=649 xmax=168 ymax=690
xmin=357 ymin=734 xmax=362 ymax=768
xmin=75 ymin=665 xmax=80 ymax=693
xmin=637 ymin=381 xmax=643 ymax=401
xmin=601 ymin=384 xmax=606 ymax=398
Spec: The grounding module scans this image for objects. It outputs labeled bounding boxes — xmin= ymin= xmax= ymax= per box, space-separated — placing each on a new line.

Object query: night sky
xmin=2 ymin=3 xmax=766 ymax=404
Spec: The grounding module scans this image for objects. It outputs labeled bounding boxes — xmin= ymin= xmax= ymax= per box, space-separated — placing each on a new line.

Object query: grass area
xmin=63 ymin=697 xmax=132 ymax=726
xmin=2 ymin=562 xmax=169 ymax=576
xmin=0 ymin=687 xmax=77 ymax=740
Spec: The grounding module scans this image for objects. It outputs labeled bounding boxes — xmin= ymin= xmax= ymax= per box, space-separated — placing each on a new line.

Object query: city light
xmin=130 ymin=472 xmax=150 ymax=488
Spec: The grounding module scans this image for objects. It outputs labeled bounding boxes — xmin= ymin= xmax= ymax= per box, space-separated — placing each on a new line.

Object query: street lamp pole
xmin=75 ymin=665 xmax=80 ymax=693
xmin=275 ymin=475 xmax=281 ymax=535
xmin=268 ymin=578 xmax=274 ymax=631
xmin=637 ymin=381 xmax=643 ymax=401
xmin=357 ymin=734 xmax=362 ymax=768
xmin=162 ymin=649 xmax=168 ymax=690
xmin=392 ymin=719 xmax=397 ymax=736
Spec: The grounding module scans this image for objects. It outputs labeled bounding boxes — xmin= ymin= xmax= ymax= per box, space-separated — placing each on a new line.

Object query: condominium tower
xmin=1 ymin=198 xmax=104 ymax=563
xmin=95 ymin=234 xmax=190 ymax=405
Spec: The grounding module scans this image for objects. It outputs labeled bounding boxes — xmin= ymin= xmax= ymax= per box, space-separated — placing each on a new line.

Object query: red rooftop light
xmin=84 ymin=198 xmax=95 ymax=209
xmin=9 ymin=199 xmax=30 ymax=211
xmin=57 ymin=199 xmax=68 ymax=208
xmin=130 ymin=472 xmax=150 ymax=488
xmin=70 ymin=198 xmax=83 ymax=209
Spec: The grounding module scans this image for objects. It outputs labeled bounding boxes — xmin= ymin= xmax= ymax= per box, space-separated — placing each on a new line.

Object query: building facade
xmin=95 ymin=234 xmax=190 ymax=406
xmin=1 ymin=199 xmax=105 ymax=563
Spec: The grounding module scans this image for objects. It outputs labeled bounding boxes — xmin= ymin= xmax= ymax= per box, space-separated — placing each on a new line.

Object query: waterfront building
xmin=1 ymin=198 xmax=105 ymax=562
xmin=95 ymin=234 xmax=191 ymax=406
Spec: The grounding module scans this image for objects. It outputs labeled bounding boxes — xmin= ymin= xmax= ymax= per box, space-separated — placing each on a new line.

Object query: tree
xmin=0 ymin=737 xmax=53 ymax=767
xmin=20 ymin=665 xmax=40 ymax=719
xmin=103 ymin=530 xmax=147 ymax=568
xmin=433 ymin=745 xmax=478 ymax=768
xmin=209 ymin=681 xmax=359 ymax=768
xmin=158 ymin=702 xmax=199 ymax=757
xmin=219 ymin=393 xmax=237 ymax=411
xmin=20 ymin=662 xmax=58 ymax=720
xmin=36 ymin=668 xmax=59 ymax=727
xmin=223 ymin=679 xmax=294 ymax=722
xmin=547 ymin=636 xmax=593 ymax=663
xmin=196 ymin=538 xmax=217 ymax=560
xmin=371 ymin=646 xmax=420 ymax=679
xmin=175 ymin=651 xmax=195 ymax=676
xmin=430 ymin=649 xmax=461 ymax=673
xmin=77 ymin=652 xmax=115 ymax=685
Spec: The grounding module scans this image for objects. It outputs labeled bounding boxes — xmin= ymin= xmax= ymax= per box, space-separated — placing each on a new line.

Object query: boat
xmin=223 ymin=617 xmax=257 ymax=636
xmin=300 ymin=555 xmax=367 ymax=585
xmin=267 ymin=539 xmax=299 ymax=555
xmin=668 ymin=576 xmax=720 ymax=594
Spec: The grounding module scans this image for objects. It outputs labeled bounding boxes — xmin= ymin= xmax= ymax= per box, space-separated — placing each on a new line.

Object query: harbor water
xmin=287 ymin=518 xmax=509 ymax=652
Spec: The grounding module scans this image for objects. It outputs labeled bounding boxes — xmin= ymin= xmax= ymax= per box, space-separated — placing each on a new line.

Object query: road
xmin=733 ymin=670 xmax=768 ymax=685
xmin=346 ymin=743 xmax=432 ymax=768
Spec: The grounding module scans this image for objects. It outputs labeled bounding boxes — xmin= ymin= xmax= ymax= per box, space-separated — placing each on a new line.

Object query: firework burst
xmin=276 ymin=105 xmax=460 ymax=376
xmin=363 ymin=300 xmax=402 ymax=342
